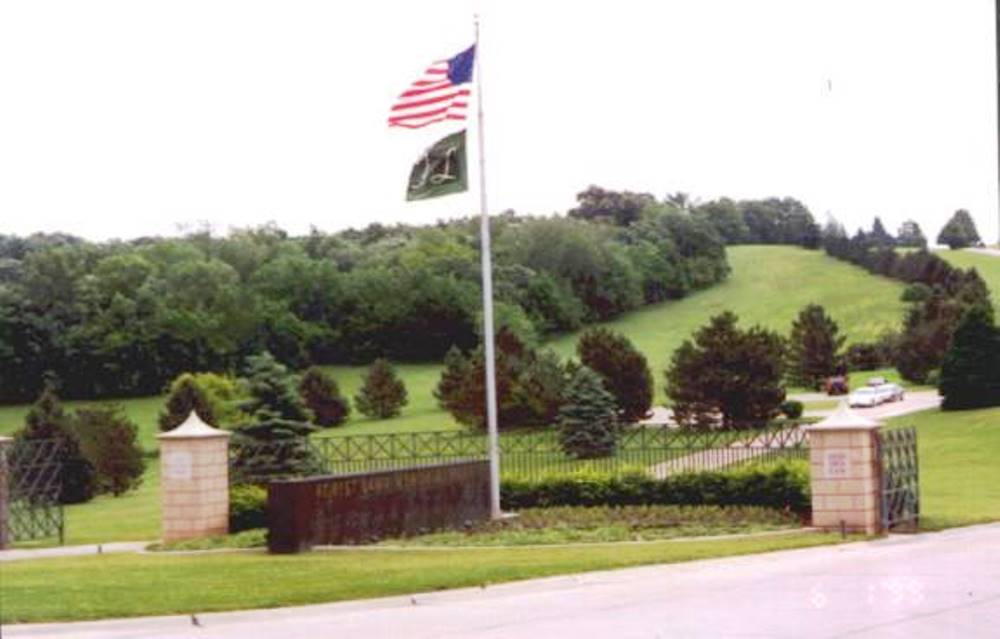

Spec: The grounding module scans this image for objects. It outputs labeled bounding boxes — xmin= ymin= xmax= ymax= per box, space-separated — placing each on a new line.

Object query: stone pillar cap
xmin=0 ymin=436 xmax=12 ymax=443
xmin=804 ymin=400 xmax=881 ymax=431
xmin=157 ymin=411 xmax=231 ymax=440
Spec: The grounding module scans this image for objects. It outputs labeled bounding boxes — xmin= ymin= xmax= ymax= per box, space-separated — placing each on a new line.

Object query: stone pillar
xmin=804 ymin=403 xmax=883 ymax=535
xmin=157 ymin=412 xmax=231 ymax=543
xmin=0 ymin=436 xmax=11 ymax=550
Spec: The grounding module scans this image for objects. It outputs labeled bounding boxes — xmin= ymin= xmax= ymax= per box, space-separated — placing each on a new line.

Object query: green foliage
xmin=939 ymin=305 xmax=1000 ymax=410
xmin=229 ymin=484 xmax=268 ymax=532
xmin=501 ymin=461 xmax=810 ymax=513
xmin=937 ymin=209 xmax=982 ymax=249
xmin=665 ymin=312 xmax=787 ymax=428
xmin=786 ymin=304 xmax=846 ymax=389
xmin=187 ymin=372 xmax=249 ymax=426
xmin=241 ymin=352 xmax=312 ymax=423
xmin=158 ymin=373 xmax=218 ymax=432
xmin=577 ymin=327 xmax=652 ymax=422
xmin=779 ymin=400 xmax=804 ymax=419
xmin=568 ymin=185 xmax=654 ymax=226
xmin=556 ymin=366 xmax=620 ymax=459
xmin=896 ymin=220 xmax=927 ymax=249
xmin=354 ymin=358 xmax=408 ymax=419
xmin=435 ymin=329 xmax=567 ymax=430
xmin=299 ymin=366 xmax=350 ymax=427
xmin=73 ymin=404 xmax=145 ymax=496
xmin=17 ymin=380 xmax=96 ymax=504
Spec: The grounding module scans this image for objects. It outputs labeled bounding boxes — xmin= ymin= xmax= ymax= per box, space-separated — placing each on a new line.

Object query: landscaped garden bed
xmin=381 ymin=505 xmax=802 ymax=547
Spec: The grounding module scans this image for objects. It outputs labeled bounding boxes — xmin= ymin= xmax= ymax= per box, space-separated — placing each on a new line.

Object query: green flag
xmin=406 ymin=130 xmax=468 ymax=201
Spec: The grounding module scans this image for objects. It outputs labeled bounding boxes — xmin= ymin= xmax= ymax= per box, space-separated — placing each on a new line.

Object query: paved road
xmin=9 ymin=523 xmax=1000 ymax=638
xmin=966 ymin=247 xmax=1000 ymax=258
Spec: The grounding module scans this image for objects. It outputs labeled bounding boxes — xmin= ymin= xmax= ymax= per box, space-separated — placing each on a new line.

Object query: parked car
xmin=866 ymin=376 xmax=888 ymax=387
xmin=876 ymin=383 xmax=904 ymax=402
xmin=824 ymin=376 xmax=849 ymax=396
xmin=848 ymin=387 xmax=882 ymax=408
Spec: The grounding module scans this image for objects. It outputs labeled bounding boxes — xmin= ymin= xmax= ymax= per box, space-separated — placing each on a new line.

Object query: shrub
xmin=230 ymin=484 xmax=268 ymax=532
xmin=73 ymin=404 xmax=146 ymax=496
xmin=355 ymin=358 xmax=408 ymax=419
xmin=501 ymin=461 xmax=810 ymax=514
xmin=159 ymin=373 xmax=217 ymax=432
xmin=577 ymin=327 xmax=653 ymax=422
xmin=556 ymin=366 xmax=620 ymax=459
xmin=780 ymin=400 xmax=804 ymax=419
xmin=299 ymin=366 xmax=350 ymax=427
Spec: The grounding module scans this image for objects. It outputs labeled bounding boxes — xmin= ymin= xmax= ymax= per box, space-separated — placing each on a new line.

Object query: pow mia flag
xmin=406 ymin=130 xmax=468 ymax=201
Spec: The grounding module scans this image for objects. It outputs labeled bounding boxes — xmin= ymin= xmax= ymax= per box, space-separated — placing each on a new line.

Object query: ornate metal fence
xmin=230 ymin=425 xmax=809 ymax=485
xmin=877 ymin=426 xmax=920 ymax=532
xmin=6 ymin=439 xmax=65 ymax=543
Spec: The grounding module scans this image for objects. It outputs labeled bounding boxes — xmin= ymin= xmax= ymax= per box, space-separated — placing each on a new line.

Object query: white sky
xmin=1 ymin=0 xmax=997 ymax=243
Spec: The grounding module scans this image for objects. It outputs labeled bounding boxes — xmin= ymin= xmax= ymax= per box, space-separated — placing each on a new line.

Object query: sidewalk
xmin=0 ymin=541 xmax=149 ymax=563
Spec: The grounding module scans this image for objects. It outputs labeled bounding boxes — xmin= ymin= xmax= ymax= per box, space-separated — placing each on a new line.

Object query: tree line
xmin=0 ymin=188 xmax=730 ymax=403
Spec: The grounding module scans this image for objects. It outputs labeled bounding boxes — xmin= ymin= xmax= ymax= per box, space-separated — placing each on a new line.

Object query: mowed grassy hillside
xmin=0 ymin=246 xmax=906 ymax=445
xmin=935 ymin=249 xmax=1000 ymax=311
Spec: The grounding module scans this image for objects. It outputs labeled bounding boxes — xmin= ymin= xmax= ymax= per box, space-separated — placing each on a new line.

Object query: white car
xmin=876 ymin=383 xmax=905 ymax=402
xmin=848 ymin=387 xmax=882 ymax=408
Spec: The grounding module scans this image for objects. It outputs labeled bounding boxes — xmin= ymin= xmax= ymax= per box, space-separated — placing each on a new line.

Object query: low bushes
xmin=229 ymin=484 xmax=267 ymax=533
xmin=501 ymin=461 xmax=810 ymax=514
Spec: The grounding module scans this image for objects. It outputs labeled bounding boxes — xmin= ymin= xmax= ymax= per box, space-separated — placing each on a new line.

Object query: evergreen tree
xmin=231 ymin=352 xmax=318 ymax=482
xmin=786 ymin=304 xmax=846 ymax=389
xmin=896 ymin=220 xmax=928 ymax=248
xmin=299 ymin=366 xmax=350 ymax=427
xmin=939 ymin=305 xmax=1000 ymax=410
xmin=665 ymin=312 xmax=786 ymax=429
xmin=870 ymin=217 xmax=895 ymax=247
xmin=158 ymin=373 xmax=217 ymax=432
xmin=17 ymin=379 xmax=96 ymax=504
xmin=937 ymin=209 xmax=982 ymax=249
xmin=241 ymin=352 xmax=312 ymax=423
xmin=557 ymin=366 xmax=620 ymax=459
xmin=74 ymin=404 xmax=145 ymax=496
xmin=354 ymin=358 xmax=408 ymax=419
xmin=577 ymin=327 xmax=653 ymax=422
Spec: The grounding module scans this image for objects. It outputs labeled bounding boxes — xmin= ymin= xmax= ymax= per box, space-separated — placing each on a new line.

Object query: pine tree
xmin=557 ymin=366 xmax=620 ymax=459
xmin=18 ymin=378 xmax=96 ymax=504
xmin=896 ymin=220 xmax=928 ymax=248
xmin=577 ymin=327 xmax=653 ymax=422
xmin=666 ymin=312 xmax=786 ymax=429
xmin=786 ymin=304 xmax=846 ymax=389
xmin=870 ymin=217 xmax=895 ymax=247
xmin=231 ymin=353 xmax=318 ymax=482
xmin=158 ymin=373 xmax=217 ymax=432
xmin=937 ymin=209 xmax=982 ymax=249
xmin=74 ymin=404 xmax=145 ymax=496
xmin=355 ymin=358 xmax=408 ymax=419
xmin=939 ymin=305 xmax=1000 ymax=410
xmin=299 ymin=366 xmax=350 ymax=427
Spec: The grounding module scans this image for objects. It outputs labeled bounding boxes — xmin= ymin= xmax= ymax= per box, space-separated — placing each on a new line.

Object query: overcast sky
xmin=1 ymin=0 xmax=997 ymax=244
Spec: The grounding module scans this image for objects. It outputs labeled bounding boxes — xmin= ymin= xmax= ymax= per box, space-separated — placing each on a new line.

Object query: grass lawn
xmin=935 ymin=248 xmax=1000 ymax=311
xmin=0 ymin=531 xmax=853 ymax=623
xmin=887 ymin=406 xmax=1000 ymax=530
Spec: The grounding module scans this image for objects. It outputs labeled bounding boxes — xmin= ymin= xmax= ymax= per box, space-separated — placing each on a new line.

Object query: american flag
xmin=388 ymin=45 xmax=475 ymax=129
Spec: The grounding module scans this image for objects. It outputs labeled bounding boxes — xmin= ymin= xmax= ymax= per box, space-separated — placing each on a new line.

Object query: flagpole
xmin=474 ymin=15 xmax=502 ymax=520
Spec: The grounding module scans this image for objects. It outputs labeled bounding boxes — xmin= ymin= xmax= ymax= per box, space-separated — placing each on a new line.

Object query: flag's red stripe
xmin=392 ymin=89 xmax=470 ymax=111
xmin=400 ymin=82 xmax=454 ymax=98
xmin=387 ymin=113 xmax=468 ymax=129
xmin=389 ymin=105 xmax=452 ymax=123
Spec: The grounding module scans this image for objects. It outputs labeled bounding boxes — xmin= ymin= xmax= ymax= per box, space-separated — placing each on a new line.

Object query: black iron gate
xmin=877 ymin=427 xmax=919 ymax=532
xmin=5 ymin=439 xmax=65 ymax=544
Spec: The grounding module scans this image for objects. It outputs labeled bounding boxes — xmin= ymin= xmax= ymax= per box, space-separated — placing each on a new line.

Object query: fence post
xmin=0 ymin=436 xmax=11 ymax=549
xmin=803 ymin=403 xmax=883 ymax=535
xmin=157 ymin=412 xmax=231 ymax=543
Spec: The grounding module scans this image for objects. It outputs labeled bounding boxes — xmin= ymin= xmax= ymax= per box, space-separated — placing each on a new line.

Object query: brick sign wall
xmin=267 ymin=461 xmax=490 ymax=553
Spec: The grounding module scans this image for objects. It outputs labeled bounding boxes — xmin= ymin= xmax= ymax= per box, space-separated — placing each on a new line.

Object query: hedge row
xmin=500 ymin=461 xmax=810 ymax=513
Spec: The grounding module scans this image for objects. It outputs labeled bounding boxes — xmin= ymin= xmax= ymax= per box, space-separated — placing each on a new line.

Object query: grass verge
xmin=2 ymin=532 xmax=854 ymax=623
